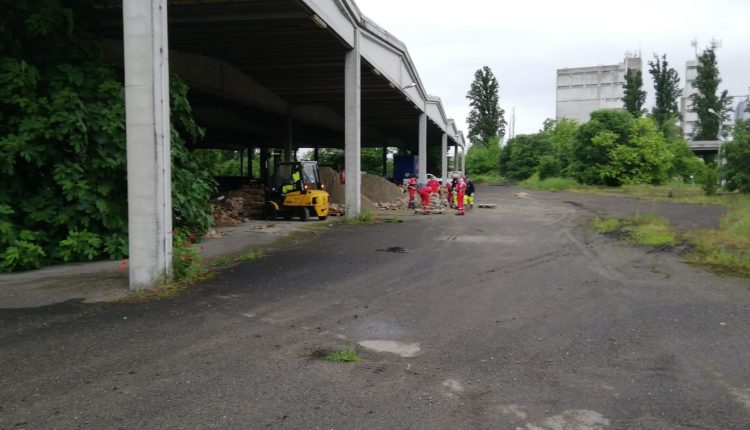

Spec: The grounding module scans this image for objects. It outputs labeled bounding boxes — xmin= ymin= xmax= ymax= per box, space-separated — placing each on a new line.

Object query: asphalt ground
xmin=1 ymin=186 xmax=749 ymax=429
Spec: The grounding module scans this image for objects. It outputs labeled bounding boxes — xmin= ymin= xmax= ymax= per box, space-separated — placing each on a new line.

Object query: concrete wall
xmin=556 ymin=57 xmax=641 ymax=123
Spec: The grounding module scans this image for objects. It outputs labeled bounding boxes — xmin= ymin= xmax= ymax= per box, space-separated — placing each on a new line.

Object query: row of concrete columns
xmin=123 ymin=6 xmax=464 ymax=290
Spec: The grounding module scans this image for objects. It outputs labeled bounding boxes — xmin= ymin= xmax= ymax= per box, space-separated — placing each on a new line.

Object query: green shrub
xmin=701 ymin=165 xmax=718 ymax=196
xmin=0 ymin=2 xmax=215 ymax=272
xmin=466 ymin=138 xmax=501 ymax=176
xmin=172 ymin=229 xmax=204 ymax=282
xmin=721 ymin=119 xmax=750 ymax=193
xmin=537 ymin=155 xmax=561 ymax=180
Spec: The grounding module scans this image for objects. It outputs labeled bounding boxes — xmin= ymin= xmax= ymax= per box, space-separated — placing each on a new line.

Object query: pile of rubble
xmin=211 ymin=188 xmax=265 ymax=227
xmin=320 ymin=167 xmax=408 ymax=216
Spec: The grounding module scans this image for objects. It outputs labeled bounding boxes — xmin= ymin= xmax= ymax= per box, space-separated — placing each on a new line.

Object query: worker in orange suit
xmin=455 ymin=176 xmax=467 ymax=216
xmin=405 ymin=173 xmax=417 ymax=209
xmin=418 ymin=177 xmax=440 ymax=214
xmin=445 ymin=179 xmax=454 ymax=209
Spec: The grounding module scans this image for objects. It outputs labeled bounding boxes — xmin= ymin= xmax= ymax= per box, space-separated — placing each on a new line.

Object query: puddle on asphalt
xmin=358 ymin=340 xmax=421 ymax=357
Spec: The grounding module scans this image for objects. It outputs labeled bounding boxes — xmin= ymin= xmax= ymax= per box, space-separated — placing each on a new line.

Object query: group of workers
xmin=405 ymin=173 xmax=475 ymax=216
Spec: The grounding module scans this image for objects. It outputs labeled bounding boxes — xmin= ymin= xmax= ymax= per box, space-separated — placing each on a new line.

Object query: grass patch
xmin=123 ymin=272 xmax=216 ymax=303
xmin=591 ymin=214 xmax=678 ymax=247
xmin=684 ymin=198 xmax=750 ymax=276
xmin=357 ymin=208 xmax=376 ymax=223
xmin=307 ymin=345 xmax=360 ymax=363
xmin=592 ymin=217 xmax=621 ymax=234
xmin=471 ymin=173 xmax=505 ymax=185
xmin=237 ymin=248 xmax=264 ymax=262
xmin=346 ymin=208 xmax=378 ymax=225
xmin=212 ymin=256 xmax=231 ymax=267
xmin=577 ymin=183 xmax=750 ymax=277
xmin=625 ymin=215 xmax=679 ymax=246
xmin=518 ymin=175 xmax=581 ymax=191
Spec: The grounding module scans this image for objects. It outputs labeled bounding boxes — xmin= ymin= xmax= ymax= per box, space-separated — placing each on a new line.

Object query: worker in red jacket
xmin=418 ymin=177 xmax=440 ymax=214
xmin=445 ymin=179 xmax=454 ymax=209
xmin=405 ymin=173 xmax=417 ymax=209
xmin=455 ymin=176 xmax=467 ymax=215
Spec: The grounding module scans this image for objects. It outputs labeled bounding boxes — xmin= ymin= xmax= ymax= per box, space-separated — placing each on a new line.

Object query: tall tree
xmin=690 ymin=42 xmax=732 ymax=140
xmin=648 ymin=54 xmax=683 ymax=126
xmin=622 ymin=68 xmax=646 ymax=117
xmin=466 ymin=66 xmax=506 ymax=145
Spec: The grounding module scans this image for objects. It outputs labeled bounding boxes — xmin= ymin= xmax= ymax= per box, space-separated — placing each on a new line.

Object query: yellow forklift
xmin=263 ymin=161 xmax=329 ymax=221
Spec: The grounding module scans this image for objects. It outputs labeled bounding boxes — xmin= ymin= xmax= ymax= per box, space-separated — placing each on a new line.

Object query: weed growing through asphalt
xmin=238 ymin=249 xmax=264 ymax=261
xmin=684 ymin=198 xmax=750 ymax=276
xmin=625 ymin=214 xmax=679 ymax=247
xmin=308 ymin=345 xmax=360 ymax=363
xmin=172 ymin=228 xmax=205 ymax=282
xmin=592 ymin=214 xmax=677 ymax=246
xmin=357 ymin=209 xmax=377 ymax=223
xmin=213 ymin=257 xmax=231 ymax=267
xmin=591 ymin=217 xmax=621 ymax=234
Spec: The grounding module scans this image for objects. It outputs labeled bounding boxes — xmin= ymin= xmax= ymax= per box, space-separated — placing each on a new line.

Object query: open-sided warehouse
xmin=89 ymin=0 xmax=466 ymax=289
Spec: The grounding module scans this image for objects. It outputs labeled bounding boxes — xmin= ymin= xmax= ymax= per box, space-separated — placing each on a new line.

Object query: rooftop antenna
xmin=690 ymin=39 xmax=698 ymax=57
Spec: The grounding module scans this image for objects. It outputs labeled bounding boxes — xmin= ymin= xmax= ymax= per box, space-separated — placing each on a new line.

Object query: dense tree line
xmin=466 ymin=43 xmax=747 ymax=193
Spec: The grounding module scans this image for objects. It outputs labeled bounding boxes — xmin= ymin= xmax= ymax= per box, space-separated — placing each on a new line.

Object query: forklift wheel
xmin=262 ymin=204 xmax=277 ymax=220
xmin=299 ymin=207 xmax=310 ymax=222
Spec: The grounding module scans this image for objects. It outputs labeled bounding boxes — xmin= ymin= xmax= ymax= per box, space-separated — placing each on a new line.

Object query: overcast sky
xmin=355 ymin=0 xmax=750 ymax=138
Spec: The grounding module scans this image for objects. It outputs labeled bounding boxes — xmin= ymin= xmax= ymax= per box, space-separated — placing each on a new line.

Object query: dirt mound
xmin=320 ymin=167 xmax=406 ymax=210
xmin=211 ymin=188 xmax=265 ymax=226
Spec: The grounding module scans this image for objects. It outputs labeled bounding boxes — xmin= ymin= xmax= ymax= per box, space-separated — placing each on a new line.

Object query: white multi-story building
xmin=556 ymin=56 xmax=641 ymax=123
xmin=680 ymin=60 xmax=699 ymax=138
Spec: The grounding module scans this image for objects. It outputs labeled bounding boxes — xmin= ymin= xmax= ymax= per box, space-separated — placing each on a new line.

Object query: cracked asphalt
xmin=2 ymin=186 xmax=749 ymax=429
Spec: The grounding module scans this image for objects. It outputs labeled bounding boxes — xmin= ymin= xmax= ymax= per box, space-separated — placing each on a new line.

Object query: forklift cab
xmin=265 ymin=161 xmax=329 ymax=221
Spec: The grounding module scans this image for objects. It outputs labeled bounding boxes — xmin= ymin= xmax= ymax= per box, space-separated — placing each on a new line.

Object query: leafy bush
xmin=701 ymin=164 xmax=718 ymax=196
xmin=537 ymin=155 xmax=561 ymax=180
xmin=466 ymin=138 xmax=501 ymax=176
xmin=172 ymin=228 xmax=204 ymax=282
xmin=721 ymin=119 xmax=750 ymax=193
xmin=500 ymin=133 xmax=552 ymax=180
xmin=0 ymin=1 xmax=215 ymax=272
xmin=571 ymin=110 xmax=634 ymax=185
xmin=569 ymin=112 xmax=674 ymax=186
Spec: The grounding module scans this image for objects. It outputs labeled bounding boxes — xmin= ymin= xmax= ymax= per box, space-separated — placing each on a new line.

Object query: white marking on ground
xmin=498 ymin=404 xmax=528 ymax=420
xmin=436 ymin=235 xmax=517 ymax=244
xmin=525 ymin=409 xmax=610 ymax=430
xmin=358 ymin=340 xmax=420 ymax=357
xmin=442 ymin=379 xmax=464 ymax=393
xmin=241 ymin=313 xmax=256 ymax=319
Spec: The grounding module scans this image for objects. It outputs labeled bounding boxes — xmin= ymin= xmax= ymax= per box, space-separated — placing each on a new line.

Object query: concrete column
xmin=418 ymin=113 xmax=427 ymax=186
xmin=461 ymin=147 xmax=466 ymax=175
xmin=344 ymin=30 xmax=361 ymax=218
xmin=123 ymin=0 xmax=171 ymax=290
xmin=247 ymin=146 xmax=253 ymax=179
xmin=284 ymin=114 xmax=293 ymax=162
xmin=382 ymin=144 xmax=388 ymax=177
xmin=260 ymin=147 xmax=268 ymax=185
xmin=441 ymin=133 xmax=448 ymax=184
xmin=313 ymin=146 xmax=319 ymax=162
xmin=453 ymin=144 xmax=458 ymax=171
xmin=239 ymin=148 xmax=244 ymax=177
